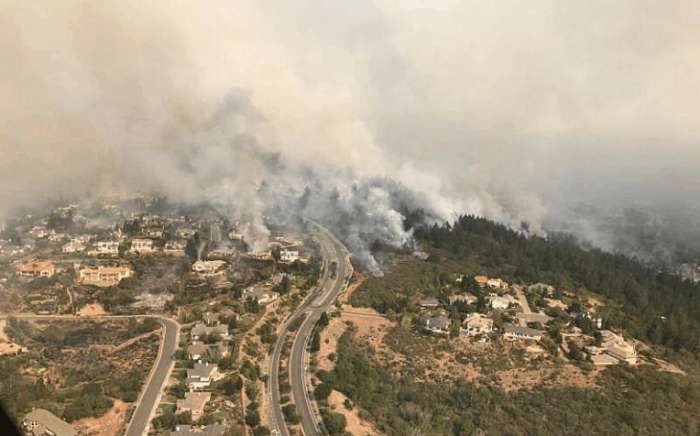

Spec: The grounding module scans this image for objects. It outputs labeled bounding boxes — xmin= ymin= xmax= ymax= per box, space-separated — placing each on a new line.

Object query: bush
xmin=321 ymin=410 xmax=347 ymax=435
xmin=314 ymin=383 xmax=332 ymax=401
xmin=245 ymin=409 xmax=260 ymax=427
xmin=253 ymin=426 xmax=271 ymax=436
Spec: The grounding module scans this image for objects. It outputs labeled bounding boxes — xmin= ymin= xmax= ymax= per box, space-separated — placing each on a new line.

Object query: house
xmin=207 ymin=341 xmax=230 ymax=357
xmin=171 ymin=424 xmax=226 ymax=436
xmin=78 ymin=264 xmax=133 ymax=287
xmin=486 ymin=278 xmax=508 ymax=289
xmin=62 ymin=240 xmax=86 ymax=253
xmin=187 ymin=341 xmax=230 ymax=360
xmin=227 ymin=228 xmax=244 ymax=240
xmin=89 ymin=240 xmax=119 ymax=257
xmin=242 ymin=286 xmax=279 ymax=305
xmin=48 ymin=232 xmax=68 ymax=242
xmin=600 ymin=330 xmax=638 ymax=365
xmin=606 ymin=342 xmax=637 ymax=365
xmin=422 ymin=315 xmax=451 ymax=335
xmin=192 ymin=260 xmax=227 ymax=278
xmin=486 ymin=293 xmax=516 ymax=310
xmin=163 ymin=240 xmax=186 ymax=256
xmin=280 ymin=249 xmax=299 ymax=263
xmin=164 ymin=240 xmax=187 ymax=256
xmin=449 ymin=294 xmax=477 ymax=305
xmin=176 ymin=392 xmax=211 ymax=420
xmin=528 ymin=282 xmax=555 ymax=296
xmin=29 ymin=226 xmax=49 ymax=239
xmin=474 ymin=275 xmax=489 ymax=287
xmin=191 ymin=322 xmax=230 ymax=340
xmin=572 ymin=311 xmax=603 ymax=329
xmin=176 ymin=227 xmax=196 ymax=239
xmin=187 ymin=342 xmax=209 ymax=360
xmin=503 ymin=323 xmax=543 ymax=341
xmin=16 ymin=260 xmax=56 ymax=278
xmin=203 ymin=311 xmax=219 ymax=326
xmin=23 ymin=408 xmax=77 ymax=436
xmin=143 ymin=225 xmax=165 ymax=238
xmin=419 ymin=297 xmax=440 ymax=308
xmin=207 ymin=246 xmax=237 ymax=258
xmin=129 ymin=238 xmax=156 ymax=254
xmin=186 ymin=362 xmax=219 ymax=390
xmin=516 ymin=312 xmax=553 ymax=326
xmin=461 ymin=313 xmax=493 ymax=337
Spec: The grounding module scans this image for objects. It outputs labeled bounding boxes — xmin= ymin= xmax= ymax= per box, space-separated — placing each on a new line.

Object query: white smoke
xmin=1 ymin=1 xmax=700 ymax=265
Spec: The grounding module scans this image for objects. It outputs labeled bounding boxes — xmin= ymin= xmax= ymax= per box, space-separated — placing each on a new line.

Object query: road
xmin=1 ymin=313 xmax=179 ymax=436
xmin=269 ymin=223 xmax=352 ymax=436
xmin=125 ymin=316 xmax=179 ymax=436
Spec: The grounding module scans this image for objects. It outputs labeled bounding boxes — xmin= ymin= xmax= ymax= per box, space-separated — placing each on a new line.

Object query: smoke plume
xmin=2 ymin=1 xmax=700 ymax=267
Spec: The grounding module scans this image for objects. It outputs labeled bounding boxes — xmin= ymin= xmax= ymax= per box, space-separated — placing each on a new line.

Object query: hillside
xmin=316 ymin=214 xmax=700 ymax=435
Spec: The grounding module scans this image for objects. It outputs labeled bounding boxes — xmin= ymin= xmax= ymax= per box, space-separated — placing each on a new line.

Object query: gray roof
xmin=503 ymin=323 xmax=542 ymax=337
xmin=187 ymin=362 xmax=217 ymax=379
xmin=420 ymin=297 xmax=440 ymax=306
xmin=177 ymin=392 xmax=211 ymax=414
xmin=24 ymin=409 xmax=77 ymax=436
xmin=425 ymin=315 xmax=450 ymax=331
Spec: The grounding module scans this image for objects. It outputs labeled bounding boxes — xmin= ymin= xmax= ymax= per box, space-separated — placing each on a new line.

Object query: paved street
xmin=269 ymin=223 xmax=352 ymax=436
xmin=125 ymin=317 xmax=179 ymax=436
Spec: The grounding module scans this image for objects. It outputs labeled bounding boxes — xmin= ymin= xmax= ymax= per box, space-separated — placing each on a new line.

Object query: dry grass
xmin=77 ymin=302 xmax=108 ymax=316
xmin=328 ymin=390 xmax=383 ymax=436
xmin=73 ymin=399 xmax=128 ymax=436
xmin=0 ymin=319 xmax=27 ymax=355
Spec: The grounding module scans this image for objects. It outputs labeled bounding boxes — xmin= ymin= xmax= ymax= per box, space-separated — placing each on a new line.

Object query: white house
xmin=487 ymin=293 xmax=516 ymax=310
xmin=164 ymin=240 xmax=187 ymax=256
xmin=24 ymin=408 xmax=77 ymax=436
xmin=62 ymin=239 xmax=86 ymax=254
xmin=503 ymin=323 xmax=542 ymax=341
xmin=192 ymin=260 xmax=227 ymax=278
xmin=460 ymin=313 xmax=493 ymax=337
xmin=242 ymin=286 xmax=279 ymax=305
xmin=89 ymin=241 xmax=119 ymax=257
xmin=130 ymin=238 xmax=156 ymax=254
xmin=280 ymin=249 xmax=299 ymax=263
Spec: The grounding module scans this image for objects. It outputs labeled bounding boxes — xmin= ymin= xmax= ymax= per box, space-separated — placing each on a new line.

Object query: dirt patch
xmin=78 ymin=302 xmax=108 ymax=316
xmin=74 ymin=399 xmax=128 ymax=436
xmin=654 ymin=358 xmax=686 ymax=375
xmin=340 ymin=307 xmax=392 ymax=353
xmin=497 ymin=365 xmax=600 ymax=392
xmin=587 ymin=296 xmax=604 ymax=311
xmin=0 ymin=319 xmax=27 ymax=355
xmin=545 ymin=298 xmax=568 ymax=311
xmin=328 ymin=390 xmax=382 ymax=436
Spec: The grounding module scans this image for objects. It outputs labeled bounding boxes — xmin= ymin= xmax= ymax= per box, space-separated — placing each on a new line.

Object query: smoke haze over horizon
xmin=2 ymin=1 xmax=700 ymax=266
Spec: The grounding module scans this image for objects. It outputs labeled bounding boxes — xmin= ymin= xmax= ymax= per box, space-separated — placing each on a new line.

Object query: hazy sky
xmin=1 ymin=1 xmax=699 ymax=256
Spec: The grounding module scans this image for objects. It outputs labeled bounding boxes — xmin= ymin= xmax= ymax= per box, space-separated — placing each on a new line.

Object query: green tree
xmin=310 ymin=330 xmax=321 ymax=353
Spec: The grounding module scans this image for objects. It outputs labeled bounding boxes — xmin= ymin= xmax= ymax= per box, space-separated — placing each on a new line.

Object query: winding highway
xmin=269 ymin=223 xmax=353 ymax=436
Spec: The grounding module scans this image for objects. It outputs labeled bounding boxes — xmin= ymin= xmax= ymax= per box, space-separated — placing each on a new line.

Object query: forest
xmin=358 ymin=214 xmax=700 ymax=356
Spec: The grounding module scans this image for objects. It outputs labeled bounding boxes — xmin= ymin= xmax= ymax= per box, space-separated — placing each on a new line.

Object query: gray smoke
xmin=1 ymin=1 xmax=700 ymax=267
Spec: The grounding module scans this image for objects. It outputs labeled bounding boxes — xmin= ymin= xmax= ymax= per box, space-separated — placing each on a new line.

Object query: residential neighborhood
xmin=0 ymin=195 xmax=319 ymax=436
